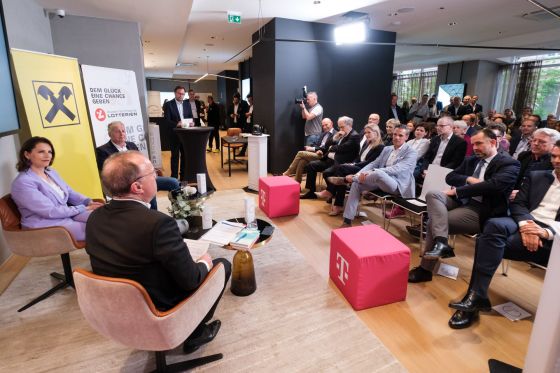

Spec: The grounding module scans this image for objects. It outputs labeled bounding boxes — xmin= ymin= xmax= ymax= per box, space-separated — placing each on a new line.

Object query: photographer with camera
xmin=300 ymin=91 xmax=323 ymax=146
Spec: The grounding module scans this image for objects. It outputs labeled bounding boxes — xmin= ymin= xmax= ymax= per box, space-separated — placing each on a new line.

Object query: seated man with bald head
xmin=86 ymin=151 xmax=231 ymax=353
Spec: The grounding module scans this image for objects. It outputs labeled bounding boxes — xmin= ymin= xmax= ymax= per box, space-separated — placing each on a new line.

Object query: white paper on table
xmin=181 ymin=118 xmax=194 ymax=128
xmin=436 ymin=262 xmax=459 ymax=280
xmin=406 ymin=199 xmax=427 ymax=207
xmin=183 ymin=239 xmax=210 ymax=261
xmin=200 ymin=220 xmax=245 ymax=246
xmin=493 ymin=302 xmax=532 ymax=321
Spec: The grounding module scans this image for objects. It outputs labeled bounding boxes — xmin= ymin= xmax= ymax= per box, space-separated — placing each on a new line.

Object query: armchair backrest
xmin=73 ymin=264 xmax=225 ymax=352
xmin=0 ymin=194 xmax=21 ymax=231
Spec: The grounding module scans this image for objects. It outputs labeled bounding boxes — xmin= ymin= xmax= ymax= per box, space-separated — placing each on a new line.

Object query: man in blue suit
xmin=336 ymin=124 xmax=417 ymax=227
xmin=408 ymin=128 xmax=520 ymax=283
xmin=447 ymin=141 xmax=560 ymax=328
xmin=163 ymin=86 xmax=196 ymax=179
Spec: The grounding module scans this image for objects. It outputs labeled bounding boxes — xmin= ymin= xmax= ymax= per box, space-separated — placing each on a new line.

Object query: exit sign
xmin=227 ymin=12 xmax=241 ymax=24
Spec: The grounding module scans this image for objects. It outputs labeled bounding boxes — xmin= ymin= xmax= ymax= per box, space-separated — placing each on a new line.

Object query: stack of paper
xmin=230 ymin=228 xmax=260 ymax=250
xmin=183 ymin=239 xmax=209 ymax=261
xmin=200 ymin=220 xmax=245 ymax=246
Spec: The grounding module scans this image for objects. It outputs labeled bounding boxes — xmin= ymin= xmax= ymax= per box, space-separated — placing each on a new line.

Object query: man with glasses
xmin=408 ymin=129 xmax=520 ymax=283
xmin=510 ymin=128 xmax=560 ymax=200
xmin=95 ymin=121 xmax=180 ymax=210
xmin=86 ymin=151 xmax=231 ymax=353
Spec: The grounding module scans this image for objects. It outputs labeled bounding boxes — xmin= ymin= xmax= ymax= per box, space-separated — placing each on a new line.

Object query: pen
xmin=235 ymin=233 xmax=247 ymax=242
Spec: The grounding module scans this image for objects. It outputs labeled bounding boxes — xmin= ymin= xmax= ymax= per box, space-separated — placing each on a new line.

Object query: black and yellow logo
xmin=33 ymin=81 xmax=80 ymax=128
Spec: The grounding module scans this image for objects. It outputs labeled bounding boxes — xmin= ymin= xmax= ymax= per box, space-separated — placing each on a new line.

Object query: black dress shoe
xmin=300 ymin=191 xmax=317 ymax=200
xmin=183 ymin=320 xmax=221 ymax=354
xmin=423 ymin=241 xmax=455 ymax=259
xmin=448 ymin=310 xmax=478 ymax=329
xmin=406 ymin=224 xmax=426 ymax=238
xmin=449 ymin=290 xmax=492 ymax=312
xmin=408 ymin=266 xmax=432 ymax=283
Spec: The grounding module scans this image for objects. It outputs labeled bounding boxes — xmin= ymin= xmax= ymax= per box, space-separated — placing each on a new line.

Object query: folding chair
xmin=387 ymin=164 xmax=453 ymax=250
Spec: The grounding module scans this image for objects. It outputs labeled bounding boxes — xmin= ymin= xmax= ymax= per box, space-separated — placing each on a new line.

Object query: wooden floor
xmin=1 ymin=136 xmax=544 ymax=372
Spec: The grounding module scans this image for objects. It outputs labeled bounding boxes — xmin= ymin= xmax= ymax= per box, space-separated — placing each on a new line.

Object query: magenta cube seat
xmin=329 ymin=225 xmax=410 ymax=310
xmin=258 ymin=176 xmax=300 ymax=218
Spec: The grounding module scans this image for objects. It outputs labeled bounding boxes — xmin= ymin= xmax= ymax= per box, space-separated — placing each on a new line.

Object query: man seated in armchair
xmin=86 ymin=151 xmax=231 ymax=353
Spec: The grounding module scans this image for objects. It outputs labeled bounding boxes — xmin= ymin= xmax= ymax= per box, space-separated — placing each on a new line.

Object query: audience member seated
xmin=408 ymin=129 xmax=520 ymax=283
xmin=426 ymin=97 xmax=439 ymax=122
xmin=416 ymin=116 xmax=467 ymax=181
xmin=407 ymin=122 xmax=430 ymax=160
xmin=452 ymin=120 xmax=473 ymax=156
xmin=283 ymin=118 xmax=335 ymax=184
xmin=86 ymin=150 xmax=231 ymax=353
xmin=444 ymin=96 xmax=462 ymax=119
xmin=511 ymin=128 xmax=560 ymax=199
xmin=483 ymin=109 xmax=496 ymax=127
xmin=510 ymin=118 xmax=537 ymax=159
xmin=334 ymin=124 xmax=417 ymax=227
xmin=448 ymin=142 xmax=560 ymax=329
xmin=300 ymin=116 xmax=360 ymax=199
xmin=503 ymin=108 xmax=516 ymax=126
xmin=316 ymin=123 xmax=384 ymax=215
xmin=406 ymin=121 xmax=415 ymax=141
xmin=409 ymin=94 xmax=429 ymax=124
xmin=463 ymin=114 xmax=481 ymax=137
xmin=383 ymin=118 xmax=399 ymax=146
xmin=545 ymin=114 xmax=557 ymax=129
xmin=95 ymin=121 xmax=180 ymax=210
xmin=10 ymin=137 xmax=103 ymax=241
xmin=487 ymin=122 xmax=510 ymax=153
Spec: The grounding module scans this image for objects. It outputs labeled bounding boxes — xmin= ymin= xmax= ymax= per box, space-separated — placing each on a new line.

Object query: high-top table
xmin=174 ymin=127 xmax=215 ymax=191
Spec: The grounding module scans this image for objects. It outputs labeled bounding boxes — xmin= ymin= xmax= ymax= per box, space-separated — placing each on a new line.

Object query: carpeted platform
xmin=0 ymin=190 xmax=405 ymax=372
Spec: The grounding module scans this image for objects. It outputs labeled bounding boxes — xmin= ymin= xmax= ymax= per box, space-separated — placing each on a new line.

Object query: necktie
xmin=472 ymin=159 xmax=486 ymax=179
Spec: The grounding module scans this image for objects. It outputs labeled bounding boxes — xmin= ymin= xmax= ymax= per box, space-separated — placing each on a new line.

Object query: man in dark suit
xmin=300 ymin=116 xmax=360 ymax=199
xmin=388 ymin=93 xmax=405 ymax=124
xmin=228 ymin=92 xmax=249 ymax=156
xmin=186 ymin=88 xmax=203 ymax=127
xmin=408 ymin=129 xmax=520 ymax=283
xmin=447 ymin=141 xmax=560 ymax=328
xmin=86 ymin=151 xmax=231 ymax=353
xmin=95 ymin=121 xmax=180 ymax=210
xmin=510 ymin=118 xmax=538 ymax=159
xmin=445 ymin=96 xmax=463 ymax=119
xmin=163 ymin=85 xmax=196 ymax=179
xmin=419 ymin=116 xmax=467 ymax=177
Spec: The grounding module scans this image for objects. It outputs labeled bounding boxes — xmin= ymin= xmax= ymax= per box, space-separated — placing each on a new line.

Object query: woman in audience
xmin=11 ymin=137 xmax=103 ymax=241
xmin=452 ymin=120 xmax=473 ymax=156
xmin=407 ymin=122 xmax=431 ymax=160
xmin=426 ymin=97 xmax=439 ymax=122
xmin=383 ymin=118 xmax=400 ymax=146
xmin=316 ymin=124 xmax=384 ymax=216
xmin=406 ymin=121 xmax=415 ymax=141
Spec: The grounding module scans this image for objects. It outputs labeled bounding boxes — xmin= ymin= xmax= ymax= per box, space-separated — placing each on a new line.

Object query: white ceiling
xmin=37 ymin=0 xmax=560 ymax=80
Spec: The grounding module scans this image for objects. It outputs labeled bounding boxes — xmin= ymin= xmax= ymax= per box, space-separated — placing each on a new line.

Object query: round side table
xmin=224 ymin=218 xmax=273 ymax=296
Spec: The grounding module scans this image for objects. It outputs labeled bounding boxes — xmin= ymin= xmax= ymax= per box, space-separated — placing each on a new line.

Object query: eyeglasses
xmin=133 ymin=168 xmax=156 ymax=183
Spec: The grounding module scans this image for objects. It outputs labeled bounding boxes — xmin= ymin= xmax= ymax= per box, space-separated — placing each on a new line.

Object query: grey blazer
xmin=358 ymin=143 xmax=418 ymax=198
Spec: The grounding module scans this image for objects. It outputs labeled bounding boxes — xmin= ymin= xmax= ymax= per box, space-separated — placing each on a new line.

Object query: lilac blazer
xmin=10 ymin=168 xmax=91 ymax=241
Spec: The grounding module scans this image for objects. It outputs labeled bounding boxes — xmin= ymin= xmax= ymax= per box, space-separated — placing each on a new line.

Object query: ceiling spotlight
xmin=313 ymin=0 xmax=321 ymax=4
xmin=448 ymin=21 xmax=457 ymax=26
xmin=334 ymin=22 xmax=366 ymax=45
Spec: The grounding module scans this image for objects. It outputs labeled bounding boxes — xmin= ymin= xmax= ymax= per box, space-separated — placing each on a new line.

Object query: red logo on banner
xmin=95 ymin=108 xmax=106 ymax=121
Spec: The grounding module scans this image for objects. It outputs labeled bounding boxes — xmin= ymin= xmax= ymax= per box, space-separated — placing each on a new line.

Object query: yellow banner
xmin=10 ymin=49 xmax=103 ymax=199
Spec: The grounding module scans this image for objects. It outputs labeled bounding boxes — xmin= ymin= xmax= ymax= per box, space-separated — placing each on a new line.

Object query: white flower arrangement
xmin=168 ymin=186 xmax=206 ymax=219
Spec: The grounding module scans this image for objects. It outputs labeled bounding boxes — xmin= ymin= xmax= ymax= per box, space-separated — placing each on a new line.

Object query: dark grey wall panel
xmin=252 ymin=18 xmax=395 ymax=173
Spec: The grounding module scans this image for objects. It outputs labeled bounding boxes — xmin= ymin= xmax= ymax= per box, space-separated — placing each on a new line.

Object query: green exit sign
xmin=227 ymin=12 xmax=241 ymax=24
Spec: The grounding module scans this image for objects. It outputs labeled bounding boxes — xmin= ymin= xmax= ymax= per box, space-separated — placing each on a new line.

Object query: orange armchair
xmin=0 ymin=194 xmax=85 ymax=312
xmin=73 ymin=263 xmax=226 ymax=372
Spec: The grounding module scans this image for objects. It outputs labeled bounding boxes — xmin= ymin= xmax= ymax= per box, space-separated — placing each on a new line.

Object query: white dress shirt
xmin=432 ymin=133 xmax=452 ymax=166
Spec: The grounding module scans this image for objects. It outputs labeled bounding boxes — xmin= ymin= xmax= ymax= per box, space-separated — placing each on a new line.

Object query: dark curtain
xmin=512 ymin=60 xmax=542 ymax=116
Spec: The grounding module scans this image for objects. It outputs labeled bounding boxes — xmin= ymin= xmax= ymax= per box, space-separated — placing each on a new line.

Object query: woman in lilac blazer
xmin=10 ymin=137 xmax=103 ymax=241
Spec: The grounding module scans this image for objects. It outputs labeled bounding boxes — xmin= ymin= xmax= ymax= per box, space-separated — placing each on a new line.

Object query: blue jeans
xmin=305 ymin=134 xmax=320 ymax=147
xmin=150 ymin=176 xmax=180 ymax=210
